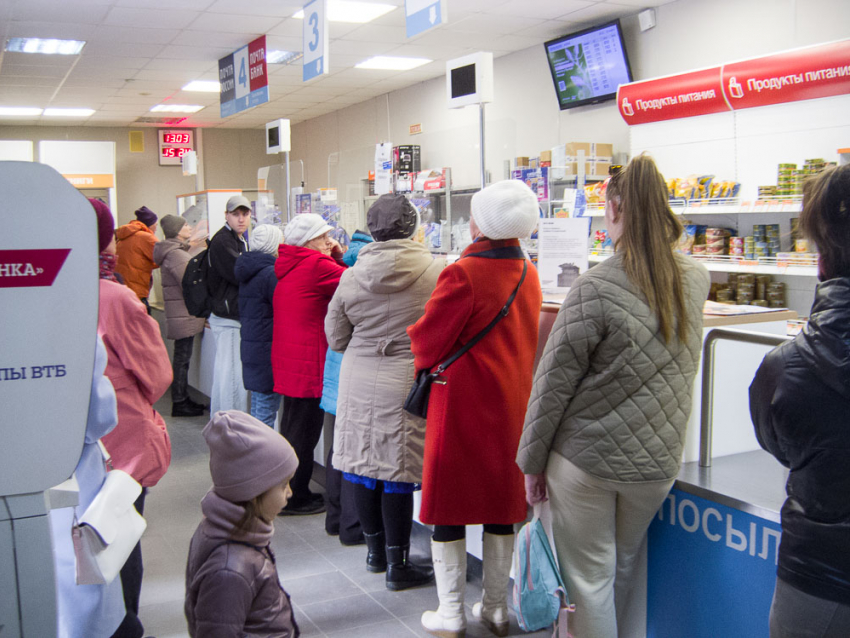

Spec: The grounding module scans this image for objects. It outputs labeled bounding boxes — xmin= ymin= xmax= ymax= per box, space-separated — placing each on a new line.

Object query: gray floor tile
xmin=325 ymin=617 xmax=419 ymax=637
xmin=139 ymin=597 xmax=189 ymax=637
xmin=300 ymin=593 xmax=395 ymax=633
xmin=368 ymin=582 xmax=439 ymax=617
xmin=276 ymin=548 xmax=336 ymax=580
xmin=281 ymin=570 xmax=363 ymax=605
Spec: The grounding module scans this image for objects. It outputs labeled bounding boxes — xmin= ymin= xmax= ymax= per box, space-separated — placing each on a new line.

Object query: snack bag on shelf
xmin=592 ymin=230 xmax=607 ymax=250
xmin=666 ymin=178 xmax=678 ymax=199
xmin=677 ymin=225 xmax=697 ymax=254
xmin=696 ymin=175 xmax=714 ymax=200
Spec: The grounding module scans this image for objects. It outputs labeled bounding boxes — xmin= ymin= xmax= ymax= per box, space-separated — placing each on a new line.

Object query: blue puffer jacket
xmin=235 ymin=251 xmax=277 ymax=393
xmin=342 ymin=231 xmax=373 ymax=267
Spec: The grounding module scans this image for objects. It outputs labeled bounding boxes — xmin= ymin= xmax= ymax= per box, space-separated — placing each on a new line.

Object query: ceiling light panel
xmin=182 ymin=80 xmax=221 ymax=92
xmin=355 ymin=56 xmax=431 ymax=71
xmin=150 ymin=104 xmax=205 ymax=113
xmin=0 ymin=107 xmax=44 ymax=116
xmin=293 ymin=1 xmax=396 ymax=24
xmin=43 ymin=108 xmax=96 ymax=117
xmin=5 ymin=38 xmax=86 ymax=55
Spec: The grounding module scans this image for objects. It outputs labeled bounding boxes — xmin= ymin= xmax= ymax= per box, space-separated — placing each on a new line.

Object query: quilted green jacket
xmin=517 ymin=252 xmax=710 ymax=482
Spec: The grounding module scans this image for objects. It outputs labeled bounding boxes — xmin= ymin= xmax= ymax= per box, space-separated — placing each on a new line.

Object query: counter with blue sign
xmin=647 ymin=450 xmax=788 ymax=638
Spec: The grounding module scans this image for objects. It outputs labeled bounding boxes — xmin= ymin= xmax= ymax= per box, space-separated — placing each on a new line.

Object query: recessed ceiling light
xmin=267 ymin=50 xmax=302 ymax=65
xmin=150 ymin=104 xmax=205 ymax=113
xmin=5 ymin=38 xmax=85 ymax=55
xmin=355 ymin=56 xmax=431 ymax=71
xmin=293 ymin=1 xmax=395 ymax=23
xmin=0 ymin=107 xmax=43 ymax=116
xmin=182 ymin=80 xmax=221 ymax=93
xmin=43 ymin=108 xmax=95 ymax=117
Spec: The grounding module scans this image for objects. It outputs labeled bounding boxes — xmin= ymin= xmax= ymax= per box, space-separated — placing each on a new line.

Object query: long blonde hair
xmin=607 ymin=154 xmax=687 ymax=343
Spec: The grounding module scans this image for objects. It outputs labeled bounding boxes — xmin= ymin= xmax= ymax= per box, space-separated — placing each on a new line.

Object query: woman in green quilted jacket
xmin=517 ymin=155 xmax=710 ymax=638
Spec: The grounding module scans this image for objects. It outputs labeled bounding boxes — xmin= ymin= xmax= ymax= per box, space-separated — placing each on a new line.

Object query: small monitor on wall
xmin=446 ymin=52 xmax=493 ymax=109
xmin=544 ymin=20 xmax=633 ymax=110
xmin=265 ymin=118 xmax=291 ymax=154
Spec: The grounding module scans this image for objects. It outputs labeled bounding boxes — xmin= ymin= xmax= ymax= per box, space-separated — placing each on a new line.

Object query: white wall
xmin=289 ymin=0 xmax=850 ymax=197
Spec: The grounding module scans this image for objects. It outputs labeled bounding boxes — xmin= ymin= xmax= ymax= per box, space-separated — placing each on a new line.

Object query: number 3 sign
xmin=302 ymin=0 xmax=329 ymax=82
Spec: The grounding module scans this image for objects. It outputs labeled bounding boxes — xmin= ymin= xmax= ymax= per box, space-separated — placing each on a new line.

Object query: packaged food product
xmin=692 ymin=244 xmax=706 ymax=254
xmin=795 ymin=238 xmax=809 ymax=252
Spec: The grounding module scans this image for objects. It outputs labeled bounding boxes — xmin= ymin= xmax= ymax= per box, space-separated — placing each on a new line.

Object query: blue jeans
xmin=251 ymin=391 xmax=281 ymax=429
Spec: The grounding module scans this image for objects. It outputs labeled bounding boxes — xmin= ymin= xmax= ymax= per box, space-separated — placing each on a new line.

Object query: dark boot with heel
xmin=386 ymin=544 xmax=434 ymax=591
xmin=364 ymin=531 xmax=387 ymax=573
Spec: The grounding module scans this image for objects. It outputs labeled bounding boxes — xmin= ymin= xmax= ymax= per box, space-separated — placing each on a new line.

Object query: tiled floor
xmin=140 ymin=397 xmax=552 ymax=638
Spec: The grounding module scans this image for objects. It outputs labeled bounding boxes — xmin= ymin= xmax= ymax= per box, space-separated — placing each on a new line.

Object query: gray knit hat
xmin=160 ymin=214 xmax=187 ymax=239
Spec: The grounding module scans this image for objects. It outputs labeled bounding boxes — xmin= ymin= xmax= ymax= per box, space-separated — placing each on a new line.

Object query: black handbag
xmin=404 ymin=260 xmax=528 ymax=418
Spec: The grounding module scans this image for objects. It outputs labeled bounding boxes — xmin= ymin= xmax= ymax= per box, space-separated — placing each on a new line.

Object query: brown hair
xmin=800 ymin=164 xmax=850 ymax=280
xmin=233 ymin=496 xmax=268 ymax=534
xmin=606 ymin=154 xmax=687 ymax=343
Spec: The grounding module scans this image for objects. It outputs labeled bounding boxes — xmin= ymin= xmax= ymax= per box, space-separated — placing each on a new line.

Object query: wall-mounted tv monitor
xmin=544 ymin=19 xmax=633 ymax=110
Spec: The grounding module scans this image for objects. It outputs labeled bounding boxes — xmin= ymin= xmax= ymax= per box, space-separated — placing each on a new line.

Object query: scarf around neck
xmin=99 ymin=252 xmax=118 ymax=281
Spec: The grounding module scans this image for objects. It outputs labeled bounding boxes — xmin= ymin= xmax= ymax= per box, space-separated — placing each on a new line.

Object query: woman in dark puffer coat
xmin=235 ymin=224 xmax=283 ymax=429
xmin=749 ymin=163 xmax=850 ymax=638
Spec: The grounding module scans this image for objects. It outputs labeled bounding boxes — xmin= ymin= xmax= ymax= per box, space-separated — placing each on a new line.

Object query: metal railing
xmin=699 ymin=328 xmax=792 ymax=467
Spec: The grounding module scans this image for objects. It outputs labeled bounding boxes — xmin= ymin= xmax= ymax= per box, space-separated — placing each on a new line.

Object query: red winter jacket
xmin=272 ymin=246 xmax=346 ymax=398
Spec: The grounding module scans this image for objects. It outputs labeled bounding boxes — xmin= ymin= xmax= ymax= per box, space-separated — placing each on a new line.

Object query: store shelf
xmin=588 ymin=252 xmax=818 ymax=277
xmin=581 ymin=196 xmax=803 ymax=218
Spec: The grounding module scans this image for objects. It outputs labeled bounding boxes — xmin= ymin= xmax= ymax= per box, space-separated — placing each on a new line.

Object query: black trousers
xmin=110 ymin=488 xmax=147 ymax=638
xmin=324 ymin=413 xmax=363 ymax=542
xmin=432 ymin=523 xmax=514 ymax=543
xmin=352 ymin=481 xmax=414 ymax=548
xmin=171 ymin=335 xmax=194 ymax=404
xmin=280 ymin=396 xmax=325 ymax=505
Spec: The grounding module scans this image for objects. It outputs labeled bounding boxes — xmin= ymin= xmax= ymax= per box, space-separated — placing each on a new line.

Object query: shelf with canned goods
xmin=588 ymin=250 xmax=817 ymax=277
xmin=581 ymin=195 xmax=803 ymax=218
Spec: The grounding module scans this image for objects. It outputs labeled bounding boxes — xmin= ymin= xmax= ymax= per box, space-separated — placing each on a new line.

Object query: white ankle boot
xmin=471 ymin=532 xmax=514 ymax=637
xmin=421 ymin=539 xmax=467 ymax=638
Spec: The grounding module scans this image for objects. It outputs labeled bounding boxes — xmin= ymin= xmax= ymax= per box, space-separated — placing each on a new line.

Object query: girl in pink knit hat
xmin=185 ymin=410 xmax=300 ymax=637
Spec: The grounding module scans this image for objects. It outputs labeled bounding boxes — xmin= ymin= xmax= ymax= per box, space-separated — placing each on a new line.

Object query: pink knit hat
xmin=203 ymin=410 xmax=298 ymax=502
xmin=89 ymin=198 xmax=115 ymax=253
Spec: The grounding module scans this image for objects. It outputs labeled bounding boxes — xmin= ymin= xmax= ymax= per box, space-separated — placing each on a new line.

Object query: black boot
xmin=364 ymin=531 xmax=387 ymax=573
xmin=385 ymin=544 xmax=434 ymax=591
xmin=171 ymin=400 xmax=204 ymax=417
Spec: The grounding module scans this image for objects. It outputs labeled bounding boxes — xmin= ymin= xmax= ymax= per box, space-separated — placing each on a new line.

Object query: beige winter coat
xmin=326 ymin=239 xmax=444 ymax=484
xmin=153 ymin=238 xmax=206 ymax=340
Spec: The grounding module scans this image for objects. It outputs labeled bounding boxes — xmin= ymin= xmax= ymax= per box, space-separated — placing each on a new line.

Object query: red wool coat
xmin=408 ymin=238 xmax=542 ymax=526
xmin=272 ymin=246 xmax=347 ymax=398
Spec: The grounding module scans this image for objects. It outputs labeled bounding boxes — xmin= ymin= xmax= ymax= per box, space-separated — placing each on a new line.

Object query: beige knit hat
xmin=471 ymin=180 xmax=539 ymax=240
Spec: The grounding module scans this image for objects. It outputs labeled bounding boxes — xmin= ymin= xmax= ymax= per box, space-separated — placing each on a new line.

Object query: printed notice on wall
xmin=538 ymin=217 xmax=590 ymax=293
xmin=375 ymin=142 xmax=393 ymax=195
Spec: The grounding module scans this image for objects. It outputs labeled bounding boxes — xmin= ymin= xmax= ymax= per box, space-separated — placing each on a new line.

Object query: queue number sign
xmin=303 ymin=0 xmax=329 ymax=82
xmin=158 ymin=129 xmax=195 ymax=166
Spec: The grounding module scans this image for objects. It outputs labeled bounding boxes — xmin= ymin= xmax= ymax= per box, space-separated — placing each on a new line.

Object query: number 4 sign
xmin=303 ymin=0 xmax=329 ymax=82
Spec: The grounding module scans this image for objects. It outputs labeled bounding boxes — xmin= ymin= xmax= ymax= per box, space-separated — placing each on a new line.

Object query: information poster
xmin=374 ymin=142 xmax=393 ymax=195
xmin=538 ymin=217 xmax=590 ymax=292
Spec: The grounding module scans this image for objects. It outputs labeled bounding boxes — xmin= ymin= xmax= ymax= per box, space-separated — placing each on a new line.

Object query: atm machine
xmin=0 ymin=162 xmax=99 ymax=637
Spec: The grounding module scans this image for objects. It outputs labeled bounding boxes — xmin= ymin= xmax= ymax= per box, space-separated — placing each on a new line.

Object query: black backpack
xmin=182 ymin=246 xmax=212 ymax=318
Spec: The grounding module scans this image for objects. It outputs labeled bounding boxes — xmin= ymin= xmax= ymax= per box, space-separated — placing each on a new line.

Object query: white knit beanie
xmin=284 ymin=213 xmax=333 ymax=247
xmin=471 ymin=180 xmax=539 ymax=240
xmin=249 ymin=224 xmax=283 ymax=254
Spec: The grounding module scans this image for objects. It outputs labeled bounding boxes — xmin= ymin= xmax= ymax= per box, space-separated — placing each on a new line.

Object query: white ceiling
xmin=0 ymin=0 xmax=676 ymax=129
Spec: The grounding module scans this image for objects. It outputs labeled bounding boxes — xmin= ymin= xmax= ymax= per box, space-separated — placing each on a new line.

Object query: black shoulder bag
xmin=404 ymin=260 xmax=528 ymax=418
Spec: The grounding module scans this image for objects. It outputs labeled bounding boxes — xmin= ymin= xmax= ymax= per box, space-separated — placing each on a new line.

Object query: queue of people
xmin=61 ymin=155 xmax=848 ymax=638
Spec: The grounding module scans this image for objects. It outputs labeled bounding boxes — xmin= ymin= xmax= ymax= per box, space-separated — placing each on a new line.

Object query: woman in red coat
xmin=408 ymin=180 xmax=543 ymax=637
xmin=272 ymin=213 xmax=347 ymax=515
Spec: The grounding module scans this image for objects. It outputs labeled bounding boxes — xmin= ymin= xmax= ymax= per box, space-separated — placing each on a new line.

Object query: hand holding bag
xmin=72 ymin=443 xmax=147 ymax=585
xmin=404 ymin=259 xmax=527 ymax=418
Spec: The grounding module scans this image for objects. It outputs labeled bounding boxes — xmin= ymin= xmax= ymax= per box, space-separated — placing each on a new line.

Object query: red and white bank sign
xmin=0 ymin=249 xmax=71 ymax=288
xmin=618 ymin=39 xmax=850 ymax=124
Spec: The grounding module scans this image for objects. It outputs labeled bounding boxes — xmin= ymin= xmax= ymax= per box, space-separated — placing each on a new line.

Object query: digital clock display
xmin=163 ymin=132 xmax=191 ymax=144
xmin=161 ymin=147 xmax=191 ymax=158
xmin=158 ymin=129 xmax=194 ymax=166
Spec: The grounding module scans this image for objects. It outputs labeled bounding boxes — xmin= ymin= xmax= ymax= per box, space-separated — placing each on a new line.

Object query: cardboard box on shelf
xmin=565 ymin=142 xmax=614 ymax=159
xmin=529 ymin=157 xmax=539 ymax=169
xmin=562 ymin=161 xmax=612 ymax=177
xmin=540 ymin=150 xmax=552 ymax=163
xmin=515 ymin=156 xmax=530 ymax=167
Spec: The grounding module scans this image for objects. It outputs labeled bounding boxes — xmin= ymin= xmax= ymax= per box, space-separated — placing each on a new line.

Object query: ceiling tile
xmin=265 ymin=35 xmax=303 ymax=54
xmin=331 ymin=39 xmax=396 ymax=57
xmin=104 ymin=7 xmax=201 ymax=29
xmin=156 ymin=44 xmax=233 ymax=61
xmin=132 ymin=68 xmax=204 ymax=82
xmin=6 ymin=20 xmax=97 ymax=40
xmin=514 ymin=20 xmax=583 ymax=41
xmin=497 ymin=0 xmax=594 ymax=20
xmin=69 ymin=66 xmax=139 ymax=80
xmin=207 ymin=0 xmax=304 ymax=17
xmin=75 ymin=56 xmax=151 ymax=70
xmin=175 ymin=30 xmax=258 ymax=49
xmin=0 ymin=64 xmax=70 ymax=78
xmin=0 ymin=76 xmax=62 ymax=88
xmin=557 ymin=2 xmax=635 ymax=22
xmin=342 ymin=24 xmax=410 ymax=44
xmin=11 ymin=2 xmax=111 ymax=24
xmin=143 ymin=58 xmax=217 ymax=72
xmin=86 ymin=25 xmax=181 ymax=45
xmin=383 ymin=43 xmax=466 ymax=60
xmin=62 ymin=77 xmax=127 ymax=89
xmin=82 ymin=41 xmax=165 ymax=58
xmin=445 ymin=13 xmax=545 ymax=35
xmin=186 ymin=12 xmax=284 ymax=34
xmin=0 ymin=51 xmax=77 ymax=67
xmin=266 ymin=18 xmax=301 ymax=38
xmin=114 ymin=0 xmax=215 ymax=9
